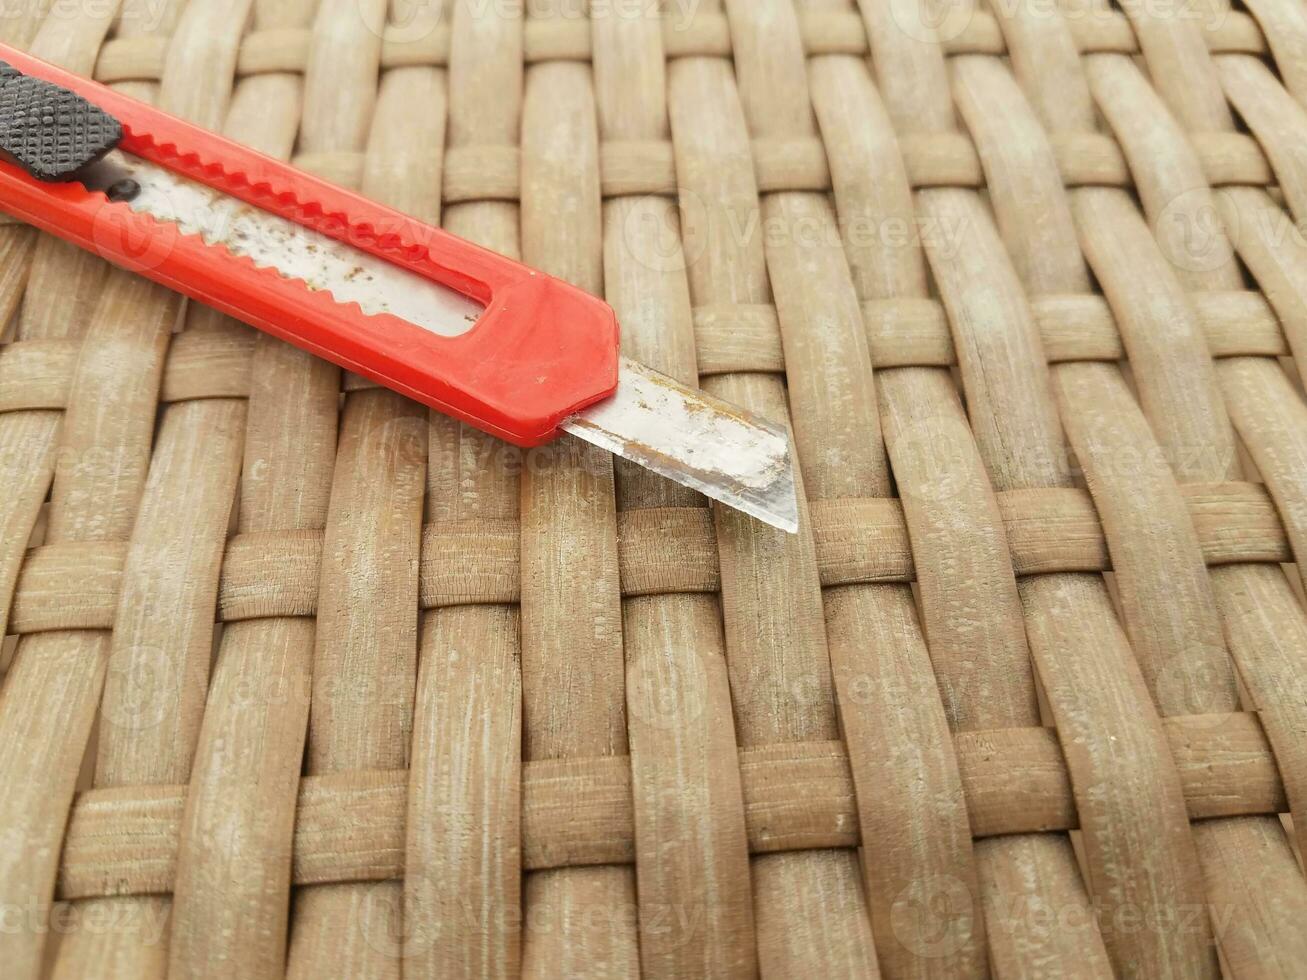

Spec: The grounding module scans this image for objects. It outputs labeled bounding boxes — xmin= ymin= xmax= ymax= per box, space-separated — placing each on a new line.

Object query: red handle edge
xmin=0 ymin=43 xmax=618 ymax=446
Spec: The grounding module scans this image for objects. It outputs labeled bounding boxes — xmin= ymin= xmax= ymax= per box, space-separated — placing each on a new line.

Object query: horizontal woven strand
xmin=89 ymin=10 xmax=1270 ymax=88
xmin=276 ymin=129 xmax=1276 ymax=202
xmin=2 ymin=478 xmax=1287 ymax=638
xmin=56 ymin=709 xmax=1287 ymax=901
xmin=7 ymin=482 xmax=1289 ymax=633
xmin=0 ymin=290 xmax=1287 ymax=412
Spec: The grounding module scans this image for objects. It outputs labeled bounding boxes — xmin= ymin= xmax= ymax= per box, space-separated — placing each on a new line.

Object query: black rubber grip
xmin=0 ymin=60 xmax=121 ymax=181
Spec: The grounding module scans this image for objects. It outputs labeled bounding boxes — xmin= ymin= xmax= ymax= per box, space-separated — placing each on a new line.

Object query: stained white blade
xmin=563 ymin=358 xmax=799 ymax=533
xmin=86 ymin=151 xmax=483 ymax=335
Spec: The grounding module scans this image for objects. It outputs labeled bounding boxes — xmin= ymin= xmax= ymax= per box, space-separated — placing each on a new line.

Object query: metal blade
xmin=562 ymin=358 xmax=799 ymax=533
xmin=83 ymin=151 xmax=484 ymax=335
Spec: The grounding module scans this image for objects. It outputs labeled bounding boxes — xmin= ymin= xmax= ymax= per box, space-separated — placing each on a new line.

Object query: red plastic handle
xmin=0 ymin=43 xmax=618 ymax=446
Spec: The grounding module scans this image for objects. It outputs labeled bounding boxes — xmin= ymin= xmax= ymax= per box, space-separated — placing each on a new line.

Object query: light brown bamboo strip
xmin=669 ymin=13 xmax=880 ymax=972
xmin=735 ymin=7 xmax=989 ymax=973
xmin=846 ymin=6 xmax=1110 ymax=972
xmin=44 ymin=5 xmax=255 ymax=976
xmin=291 ymin=387 xmax=427 ymax=980
xmin=0 ymin=408 xmax=54 ymax=631
xmin=3 ymin=14 xmax=191 ymax=941
xmin=968 ymin=31 xmax=1307 ymax=973
xmin=813 ymin=20 xmax=1014 ymax=980
xmin=517 ymin=15 xmax=638 ymax=971
xmin=2 ymin=287 xmax=1294 ymax=412
xmin=594 ymin=6 xmax=757 ymax=975
xmin=921 ymin=186 xmax=1217 ymax=978
xmin=404 ymin=0 xmax=525 ymax=975
xmin=855 ymin=0 xmax=953 ymax=133
xmin=1086 ymin=55 xmax=1244 ymax=292
xmin=0 ymin=270 xmax=178 ymax=978
xmin=0 ymin=221 xmax=33 ymax=331
xmin=409 ymin=604 xmax=522 ymax=975
xmin=91 ymin=397 xmax=245 ymax=787
xmin=1212 ymin=187 xmax=1307 ymax=390
xmin=1217 ymin=359 xmax=1307 ymax=590
xmin=50 ymin=708 xmax=1294 ymax=901
xmin=1074 ymin=21 xmax=1307 ymax=890
xmin=0 ymin=0 xmax=117 ymax=701
xmin=266 ymin=10 xmax=393 ymax=979
xmin=284 ymin=50 xmax=440 ymax=967
xmin=1088 ymin=209 xmax=1307 ymax=975
xmin=10 ymin=477 xmax=1296 ymax=632
xmin=169 ymin=616 xmax=314 ymax=978
xmin=165 ymin=1 xmax=331 ymax=975
xmin=1240 ymin=0 xmax=1307 ymax=101
xmin=1113 ymin=0 xmax=1232 ymax=131
xmin=1219 ymin=55 xmax=1307 ymax=221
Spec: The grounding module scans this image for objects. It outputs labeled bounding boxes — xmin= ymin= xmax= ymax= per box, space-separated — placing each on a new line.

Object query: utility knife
xmin=0 ymin=44 xmax=798 ymax=532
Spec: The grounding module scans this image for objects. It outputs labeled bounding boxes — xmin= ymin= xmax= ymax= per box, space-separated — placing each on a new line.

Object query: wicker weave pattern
xmin=1 ymin=0 xmax=1306 ymax=975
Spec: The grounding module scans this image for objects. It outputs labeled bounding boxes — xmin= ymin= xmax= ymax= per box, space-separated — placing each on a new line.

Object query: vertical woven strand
xmin=405 ymin=0 xmax=525 ymax=975
xmin=952 ymin=3 xmax=1307 ymax=969
xmin=1206 ymin=46 xmax=1307 ymax=647
xmin=0 ymin=2 xmax=221 ymax=973
xmin=669 ymin=1 xmax=881 ymax=973
xmin=332 ymin=6 xmax=444 ymax=972
xmin=1217 ymin=58 xmax=1307 ymax=223
xmin=0 ymin=0 xmax=111 ymax=653
xmin=1239 ymin=0 xmax=1307 ymax=102
xmin=166 ymin=1 xmax=333 ymax=976
xmin=290 ymin=392 xmax=427 ymax=978
xmin=51 ymin=1 xmax=253 ymax=974
xmin=731 ymin=1 xmax=997 ymax=975
xmin=282 ymin=1 xmax=427 ymax=977
xmin=518 ymin=2 xmax=637 ymax=974
xmin=812 ymin=0 xmax=1116 ymax=972
xmin=593 ymin=5 xmax=756 ymax=975
xmin=966 ymin=32 xmax=1240 ymax=952
xmin=1212 ymin=184 xmax=1307 ymax=388
xmin=922 ymin=184 xmax=1216 ymax=978
xmin=0 ymin=272 xmax=176 ymax=979
xmin=1008 ymin=11 xmax=1307 ymax=967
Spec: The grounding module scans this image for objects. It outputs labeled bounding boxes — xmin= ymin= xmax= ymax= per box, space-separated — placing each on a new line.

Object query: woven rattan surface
xmin=1 ymin=0 xmax=1307 ymax=976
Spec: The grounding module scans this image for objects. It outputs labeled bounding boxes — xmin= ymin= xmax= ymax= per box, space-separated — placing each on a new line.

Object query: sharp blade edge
xmin=562 ymin=358 xmax=799 ymax=533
